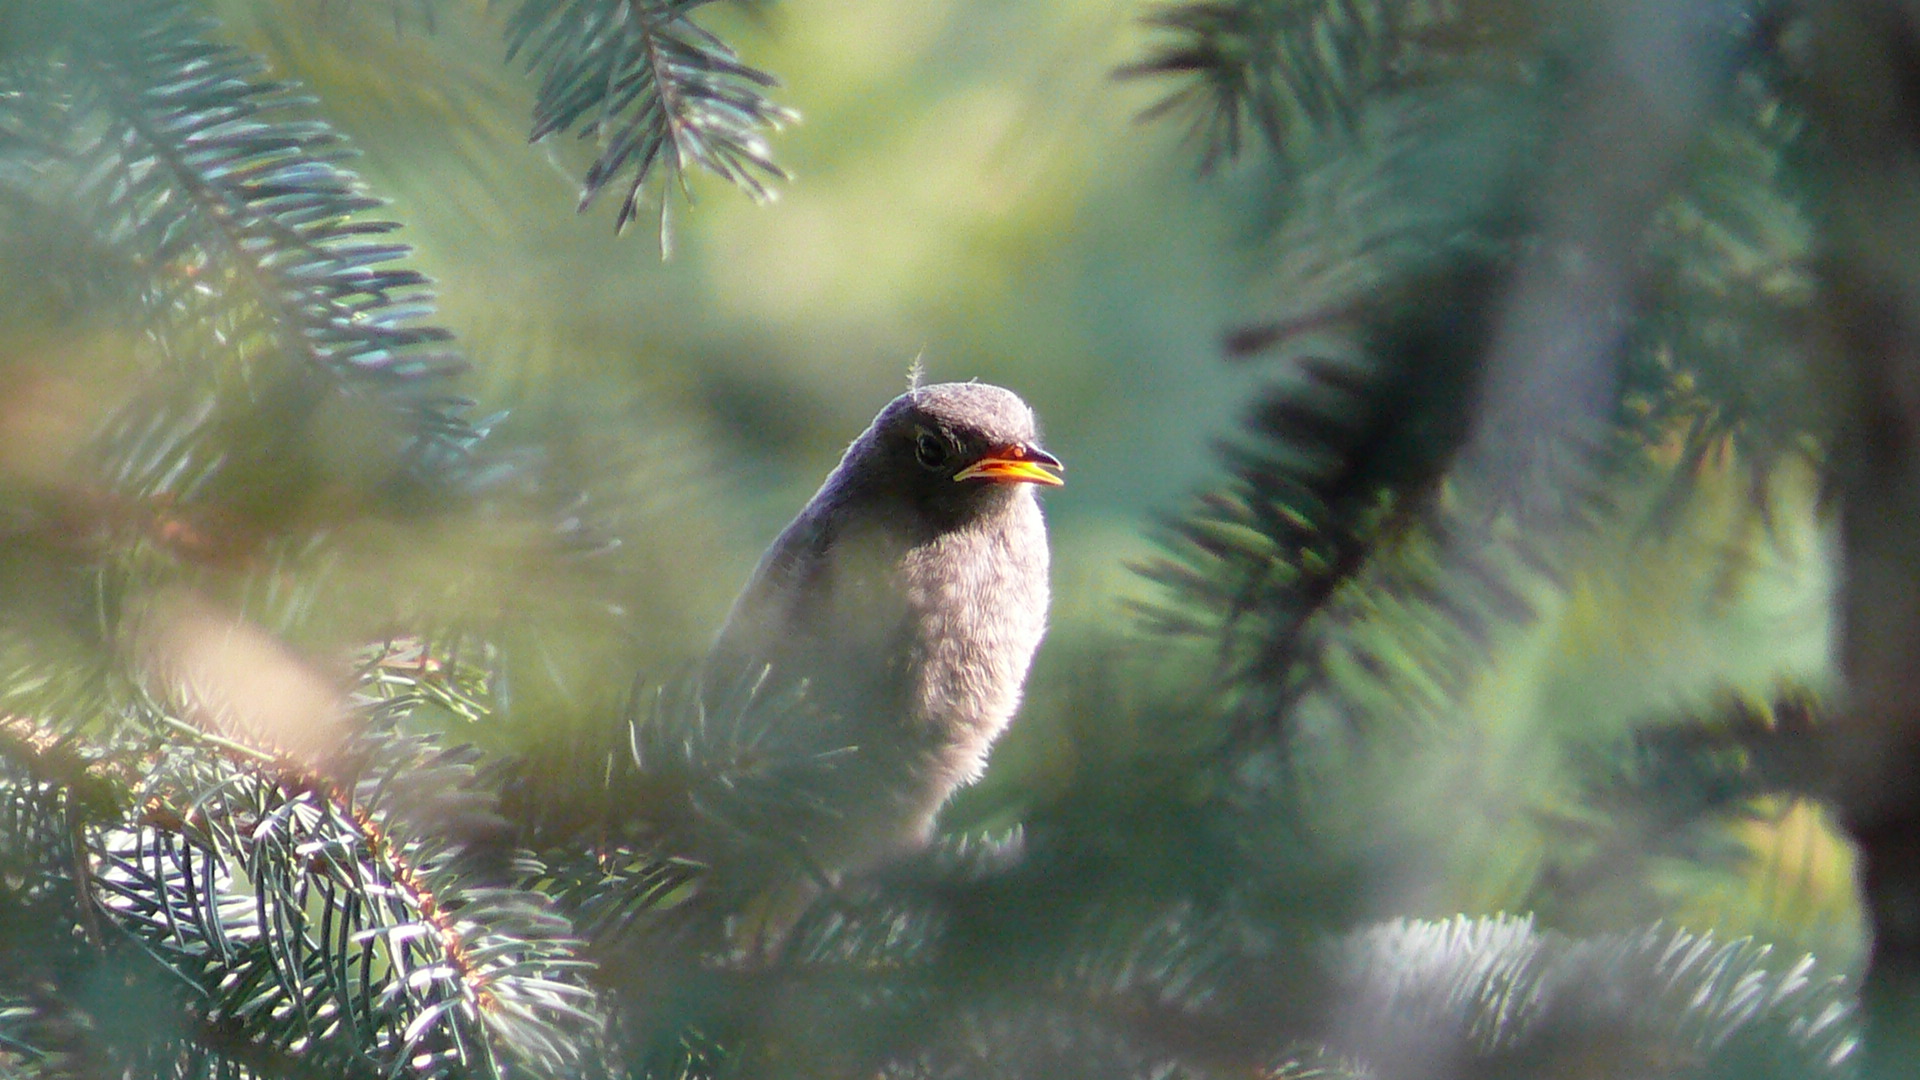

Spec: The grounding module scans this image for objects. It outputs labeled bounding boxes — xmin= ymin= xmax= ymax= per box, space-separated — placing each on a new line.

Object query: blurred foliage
xmin=0 ymin=0 xmax=1896 ymax=1077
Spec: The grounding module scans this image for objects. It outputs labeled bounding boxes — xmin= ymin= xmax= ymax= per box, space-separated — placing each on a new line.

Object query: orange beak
xmin=953 ymin=445 xmax=1064 ymax=487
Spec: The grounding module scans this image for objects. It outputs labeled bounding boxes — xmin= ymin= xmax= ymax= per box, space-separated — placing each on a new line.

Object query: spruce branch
xmin=503 ymin=0 xmax=795 ymax=238
xmin=1596 ymin=688 xmax=1829 ymax=820
xmin=1628 ymin=67 xmax=1829 ymax=504
xmin=1131 ymin=317 xmax=1607 ymax=761
xmin=1329 ymin=914 xmax=1858 ymax=1076
xmin=90 ymin=705 xmax=603 ymax=1080
xmin=1524 ymin=687 xmax=1836 ymax=920
xmin=1129 ymin=77 xmax=1548 ymax=747
xmin=0 ymin=0 xmax=483 ymax=522
xmin=0 ymin=718 xmax=191 ymax=1080
xmin=509 ymin=671 xmax=885 ymax=910
xmin=353 ymin=636 xmax=501 ymax=729
xmin=1120 ymin=0 xmax=1467 ymax=170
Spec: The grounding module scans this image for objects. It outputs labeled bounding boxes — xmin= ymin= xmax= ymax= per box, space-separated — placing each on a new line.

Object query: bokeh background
xmin=203 ymin=0 xmax=1266 ymax=822
xmin=3 ymin=1 xmax=1902 ymax=1074
xmin=218 ymin=0 xmax=1254 ymax=606
xmin=196 ymin=0 xmax=1855 ymax=965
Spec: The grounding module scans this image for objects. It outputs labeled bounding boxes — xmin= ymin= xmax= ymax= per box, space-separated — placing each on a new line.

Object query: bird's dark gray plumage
xmin=707 ymin=381 xmax=1062 ymax=881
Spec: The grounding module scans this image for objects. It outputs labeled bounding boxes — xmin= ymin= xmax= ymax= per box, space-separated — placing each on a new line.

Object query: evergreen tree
xmin=0 ymin=1 xmax=1910 ymax=1078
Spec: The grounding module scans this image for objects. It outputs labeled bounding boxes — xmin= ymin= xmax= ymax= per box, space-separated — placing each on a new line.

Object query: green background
xmin=202 ymin=0 xmax=1859 ymax=965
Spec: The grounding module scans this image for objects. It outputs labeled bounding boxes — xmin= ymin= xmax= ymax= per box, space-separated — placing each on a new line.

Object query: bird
xmin=703 ymin=381 xmax=1063 ymax=887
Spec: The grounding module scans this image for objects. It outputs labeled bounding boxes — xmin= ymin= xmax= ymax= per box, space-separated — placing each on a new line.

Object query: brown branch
xmin=332 ymin=776 xmax=499 ymax=1015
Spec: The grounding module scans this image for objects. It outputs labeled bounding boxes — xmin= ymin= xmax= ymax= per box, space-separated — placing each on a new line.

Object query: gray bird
xmin=706 ymin=381 xmax=1062 ymax=883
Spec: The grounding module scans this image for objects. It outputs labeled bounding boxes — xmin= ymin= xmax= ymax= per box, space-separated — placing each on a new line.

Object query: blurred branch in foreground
xmin=0 ymin=0 xmax=1914 ymax=1078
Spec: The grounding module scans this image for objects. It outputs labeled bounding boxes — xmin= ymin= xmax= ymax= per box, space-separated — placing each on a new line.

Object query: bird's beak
xmin=953 ymin=445 xmax=1065 ymax=487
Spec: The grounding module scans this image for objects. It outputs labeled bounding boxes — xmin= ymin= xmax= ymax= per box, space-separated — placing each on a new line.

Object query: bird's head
xmin=844 ymin=382 xmax=1063 ymax=522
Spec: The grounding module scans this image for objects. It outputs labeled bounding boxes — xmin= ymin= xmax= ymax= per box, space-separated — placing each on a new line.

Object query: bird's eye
xmin=914 ymin=431 xmax=950 ymax=471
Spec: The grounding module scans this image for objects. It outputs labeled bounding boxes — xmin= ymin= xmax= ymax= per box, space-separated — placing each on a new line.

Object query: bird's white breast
xmin=896 ymin=490 xmax=1050 ymax=789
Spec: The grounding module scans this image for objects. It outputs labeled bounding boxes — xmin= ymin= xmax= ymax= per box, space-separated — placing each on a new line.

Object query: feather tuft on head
xmin=906 ymin=353 xmax=927 ymax=398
